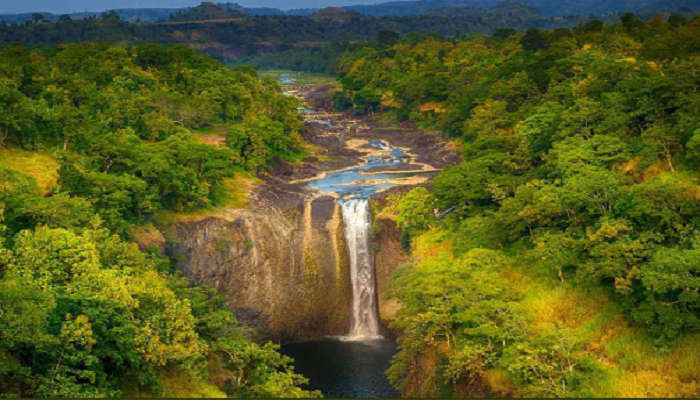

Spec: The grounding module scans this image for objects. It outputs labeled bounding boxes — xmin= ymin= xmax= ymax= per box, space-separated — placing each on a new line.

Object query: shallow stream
xmin=280 ymin=75 xmax=413 ymax=397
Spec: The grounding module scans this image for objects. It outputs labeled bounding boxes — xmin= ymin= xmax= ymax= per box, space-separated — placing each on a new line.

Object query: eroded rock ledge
xmin=163 ymin=83 xmax=460 ymax=343
xmin=169 ymin=189 xmax=353 ymax=343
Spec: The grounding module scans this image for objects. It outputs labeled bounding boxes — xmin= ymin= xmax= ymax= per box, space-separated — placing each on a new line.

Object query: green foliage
xmin=396 ymin=187 xmax=435 ymax=232
xmin=226 ymin=114 xmax=303 ymax=173
xmin=342 ymin=17 xmax=700 ymax=342
xmin=0 ymin=222 xmax=317 ymax=398
xmin=0 ymin=42 xmax=302 ymax=233
xmin=388 ymin=251 xmax=513 ymax=390
xmin=345 ymin=15 xmax=700 ymax=396
xmin=0 ymin=42 xmax=311 ymax=398
xmin=387 ymin=249 xmax=608 ymax=396
xmin=501 ymin=332 xmax=604 ymax=397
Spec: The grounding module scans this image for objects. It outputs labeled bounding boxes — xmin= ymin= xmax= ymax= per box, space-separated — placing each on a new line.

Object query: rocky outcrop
xmin=169 ymin=192 xmax=352 ymax=343
xmin=370 ymin=189 xmax=410 ymax=332
xmin=373 ymin=216 xmax=406 ymax=328
xmin=165 ymin=82 xmax=460 ymax=344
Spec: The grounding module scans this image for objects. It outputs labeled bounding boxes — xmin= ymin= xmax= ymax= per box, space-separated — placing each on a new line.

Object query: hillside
xmin=334 ymin=14 xmax=700 ymax=397
xmin=1 ymin=4 xmax=699 ymax=398
xmin=169 ymin=2 xmax=243 ymax=21
xmin=0 ymin=42 xmax=317 ymax=398
xmin=2 ymin=0 xmax=698 ymax=24
xmin=0 ymin=2 xmax=594 ymax=63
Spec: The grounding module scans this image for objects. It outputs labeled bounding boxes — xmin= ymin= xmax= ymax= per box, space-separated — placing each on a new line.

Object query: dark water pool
xmin=281 ymin=338 xmax=400 ymax=398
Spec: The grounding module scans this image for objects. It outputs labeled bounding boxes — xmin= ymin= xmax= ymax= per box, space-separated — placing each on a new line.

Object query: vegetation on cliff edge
xmin=0 ymin=42 xmax=317 ymax=398
xmin=336 ymin=14 xmax=700 ymax=397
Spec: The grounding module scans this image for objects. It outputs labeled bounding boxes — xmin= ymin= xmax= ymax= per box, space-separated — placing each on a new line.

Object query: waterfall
xmin=340 ymin=197 xmax=381 ymax=340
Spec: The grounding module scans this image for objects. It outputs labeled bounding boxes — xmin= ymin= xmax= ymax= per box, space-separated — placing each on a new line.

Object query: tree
xmin=642 ymin=121 xmax=681 ymax=172
xmin=9 ymin=226 xmax=101 ymax=293
xmin=377 ymin=30 xmax=400 ymax=47
xmin=353 ymin=86 xmax=382 ymax=114
xmin=397 ymin=187 xmax=435 ymax=232
xmin=502 ymin=332 xmax=600 ymax=397
xmin=521 ymin=29 xmax=549 ymax=52
xmin=0 ymin=80 xmax=33 ymax=148
xmin=493 ymin=28 xmax=516 ymax=40
xmin=686 ymin=130 xmax=700 ymax=170
xmin=620 ymin=13 xmax=643 ymax=32
xmin=668 ymin=14 xmax=687 ymax=28
xmin=579 ymin=19 xmax=603 ymax=33
xmin=463 ymin=100 xmax=512 ymax=140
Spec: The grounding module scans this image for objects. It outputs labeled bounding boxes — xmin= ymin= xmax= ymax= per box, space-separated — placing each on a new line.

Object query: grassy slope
xmin=126 ymin=368 xmax=227 ymax=398
xmin=0 ymin=147 xmax=59 ymax=194
xmin=408 ymin=228 xmax=700 ymax=397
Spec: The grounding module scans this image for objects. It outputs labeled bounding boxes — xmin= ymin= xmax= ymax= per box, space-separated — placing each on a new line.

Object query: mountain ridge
xmin=2 ymin=0 xmax=698 ymax=24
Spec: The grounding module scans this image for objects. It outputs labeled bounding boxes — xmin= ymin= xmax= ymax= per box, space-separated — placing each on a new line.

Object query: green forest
xmin=335 ymin=14 xmax=700 ymax=397
xmin=0 ymin=42 xmax=316 ymax=397
xmin=1 ymin=4 xmax=699 ymax=398
xmin=0 ymin=2 xmax=593 ymax=64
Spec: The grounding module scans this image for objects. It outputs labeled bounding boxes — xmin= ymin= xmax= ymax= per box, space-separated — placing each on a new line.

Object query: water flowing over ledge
xmin=341 ymin=197 xmax=381 ymax=340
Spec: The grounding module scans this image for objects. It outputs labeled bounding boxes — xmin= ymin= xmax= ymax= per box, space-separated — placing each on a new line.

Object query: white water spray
xmin=340 ymin=197 xmax=381 ymax=340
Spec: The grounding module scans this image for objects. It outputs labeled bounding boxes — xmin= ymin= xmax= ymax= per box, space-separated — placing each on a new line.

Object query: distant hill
xmin=523 ymin=0 xmax=700 ymax=15
xmin=425 ymin=1 xmax=539 ymax=17
xmin=331 ymin=0 xmax=700 ymax=17
xmin=2 ymin=0 xmax=698 ymax=24
xmin=0 ymin=9 xmax=178 ymax=24
xmin=342 ymin=0 xmax=499 ymax=17
xmin=0 ymin=3 xmax=263 ymax=24
xmin=0 ymin=1 xmax=592 ymax=62
xmin=170 ymin=2 xmax=242 ymax=21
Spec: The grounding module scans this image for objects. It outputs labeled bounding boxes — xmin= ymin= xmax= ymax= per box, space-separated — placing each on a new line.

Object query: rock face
xmin=373 ymin=216 xmax=406 ymax=329
xmin=170 ymin=193 xmax=353 ymax=343
xmin=370 ymin=189 xmax=410 ymax=332
xmin=167 ymin=83 xmax=460 ymax=344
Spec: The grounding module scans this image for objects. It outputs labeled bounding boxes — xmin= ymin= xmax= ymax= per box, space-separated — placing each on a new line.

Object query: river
xmin=278 ymin=74 xmax=419 ymax=398
xmin=281 ymin=138 xmax=409 ymax=398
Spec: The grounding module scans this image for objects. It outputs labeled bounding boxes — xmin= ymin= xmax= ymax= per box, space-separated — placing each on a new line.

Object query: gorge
xmin=168 ymin=78 xmax=458 ymax=397
xmin=2 ymin=12 xmax=699 ymax=398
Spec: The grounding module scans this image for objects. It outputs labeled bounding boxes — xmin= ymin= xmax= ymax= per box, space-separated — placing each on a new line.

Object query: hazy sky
xmin=0 ymin=0 xmax=384 ymax=14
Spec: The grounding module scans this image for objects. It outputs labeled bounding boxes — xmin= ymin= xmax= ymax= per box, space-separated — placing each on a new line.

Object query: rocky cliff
xmin=168 ymin=190 xmax=353 ymax=343
xmin=161 ymin=83 xmax=458 ymax=344
xmin=370 ymin=188 xmax=410 ymax=333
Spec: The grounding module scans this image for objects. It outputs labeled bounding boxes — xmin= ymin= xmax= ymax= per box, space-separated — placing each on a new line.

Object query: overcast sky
xmin=0 ymin=0 xmax=384 ymax=14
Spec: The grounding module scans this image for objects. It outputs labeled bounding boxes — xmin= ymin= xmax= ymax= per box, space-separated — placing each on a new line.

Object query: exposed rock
xmin=131 ymin=223 xmax=166 ymax=254
xmin=370 ymin=188 xmax=411 ymax=333
xmin=169 ymin=191 xmax=352 ymax=343
xmin=166 ymin=82 xmax=460 ymax=344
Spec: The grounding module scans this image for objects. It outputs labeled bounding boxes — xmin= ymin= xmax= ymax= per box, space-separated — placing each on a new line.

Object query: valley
xmin=0 ymin=4 xmax=698 ymax=399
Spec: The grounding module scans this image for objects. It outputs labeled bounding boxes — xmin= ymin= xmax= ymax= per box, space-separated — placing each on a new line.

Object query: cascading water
xmin=306 ymin=139 xmax=416 ymax=341
xmin=281 ymin=75 xmax=425 ymax=396
xmin=341 ymin=197 xmax=380 ymax=339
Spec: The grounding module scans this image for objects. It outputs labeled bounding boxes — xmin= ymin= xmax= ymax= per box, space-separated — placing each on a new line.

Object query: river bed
xmin=281 ymin=139 xmax=409 ymax=398
xmin=279 ymin=75 xmax=416 ymax=398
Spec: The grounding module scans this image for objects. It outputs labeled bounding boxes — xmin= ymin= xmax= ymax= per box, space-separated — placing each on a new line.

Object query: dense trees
xmin=0 ymin=42 xmax=302 ymax=234
xmin=0 ymin=42 xmax=312 ymax=397
xmin=0 ymin=220 xmax=318 ymax=397
xmin=0 ymin=2 xmax=595 ymax=66
xmin=336 ymin=15 xmax=700 ymax=396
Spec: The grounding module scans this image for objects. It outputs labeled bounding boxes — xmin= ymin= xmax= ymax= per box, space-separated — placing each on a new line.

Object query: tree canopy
xmin=0 ymin=42 xmax=314 ymax=398
xmin=337 ymin=14 xmax=700 ymax=397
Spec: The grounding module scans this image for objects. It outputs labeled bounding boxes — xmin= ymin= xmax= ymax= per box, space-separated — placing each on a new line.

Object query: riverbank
xmin=163 ymin=77 xmax=461 ymax=344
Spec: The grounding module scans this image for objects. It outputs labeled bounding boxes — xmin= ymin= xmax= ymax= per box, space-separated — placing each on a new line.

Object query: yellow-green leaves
xmin=9 ymin=227 xmax=101 ymax=293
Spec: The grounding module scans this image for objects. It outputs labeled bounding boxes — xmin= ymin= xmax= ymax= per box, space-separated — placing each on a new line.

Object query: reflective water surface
xmin=281 ymin=338 xmax=400 ymax=398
